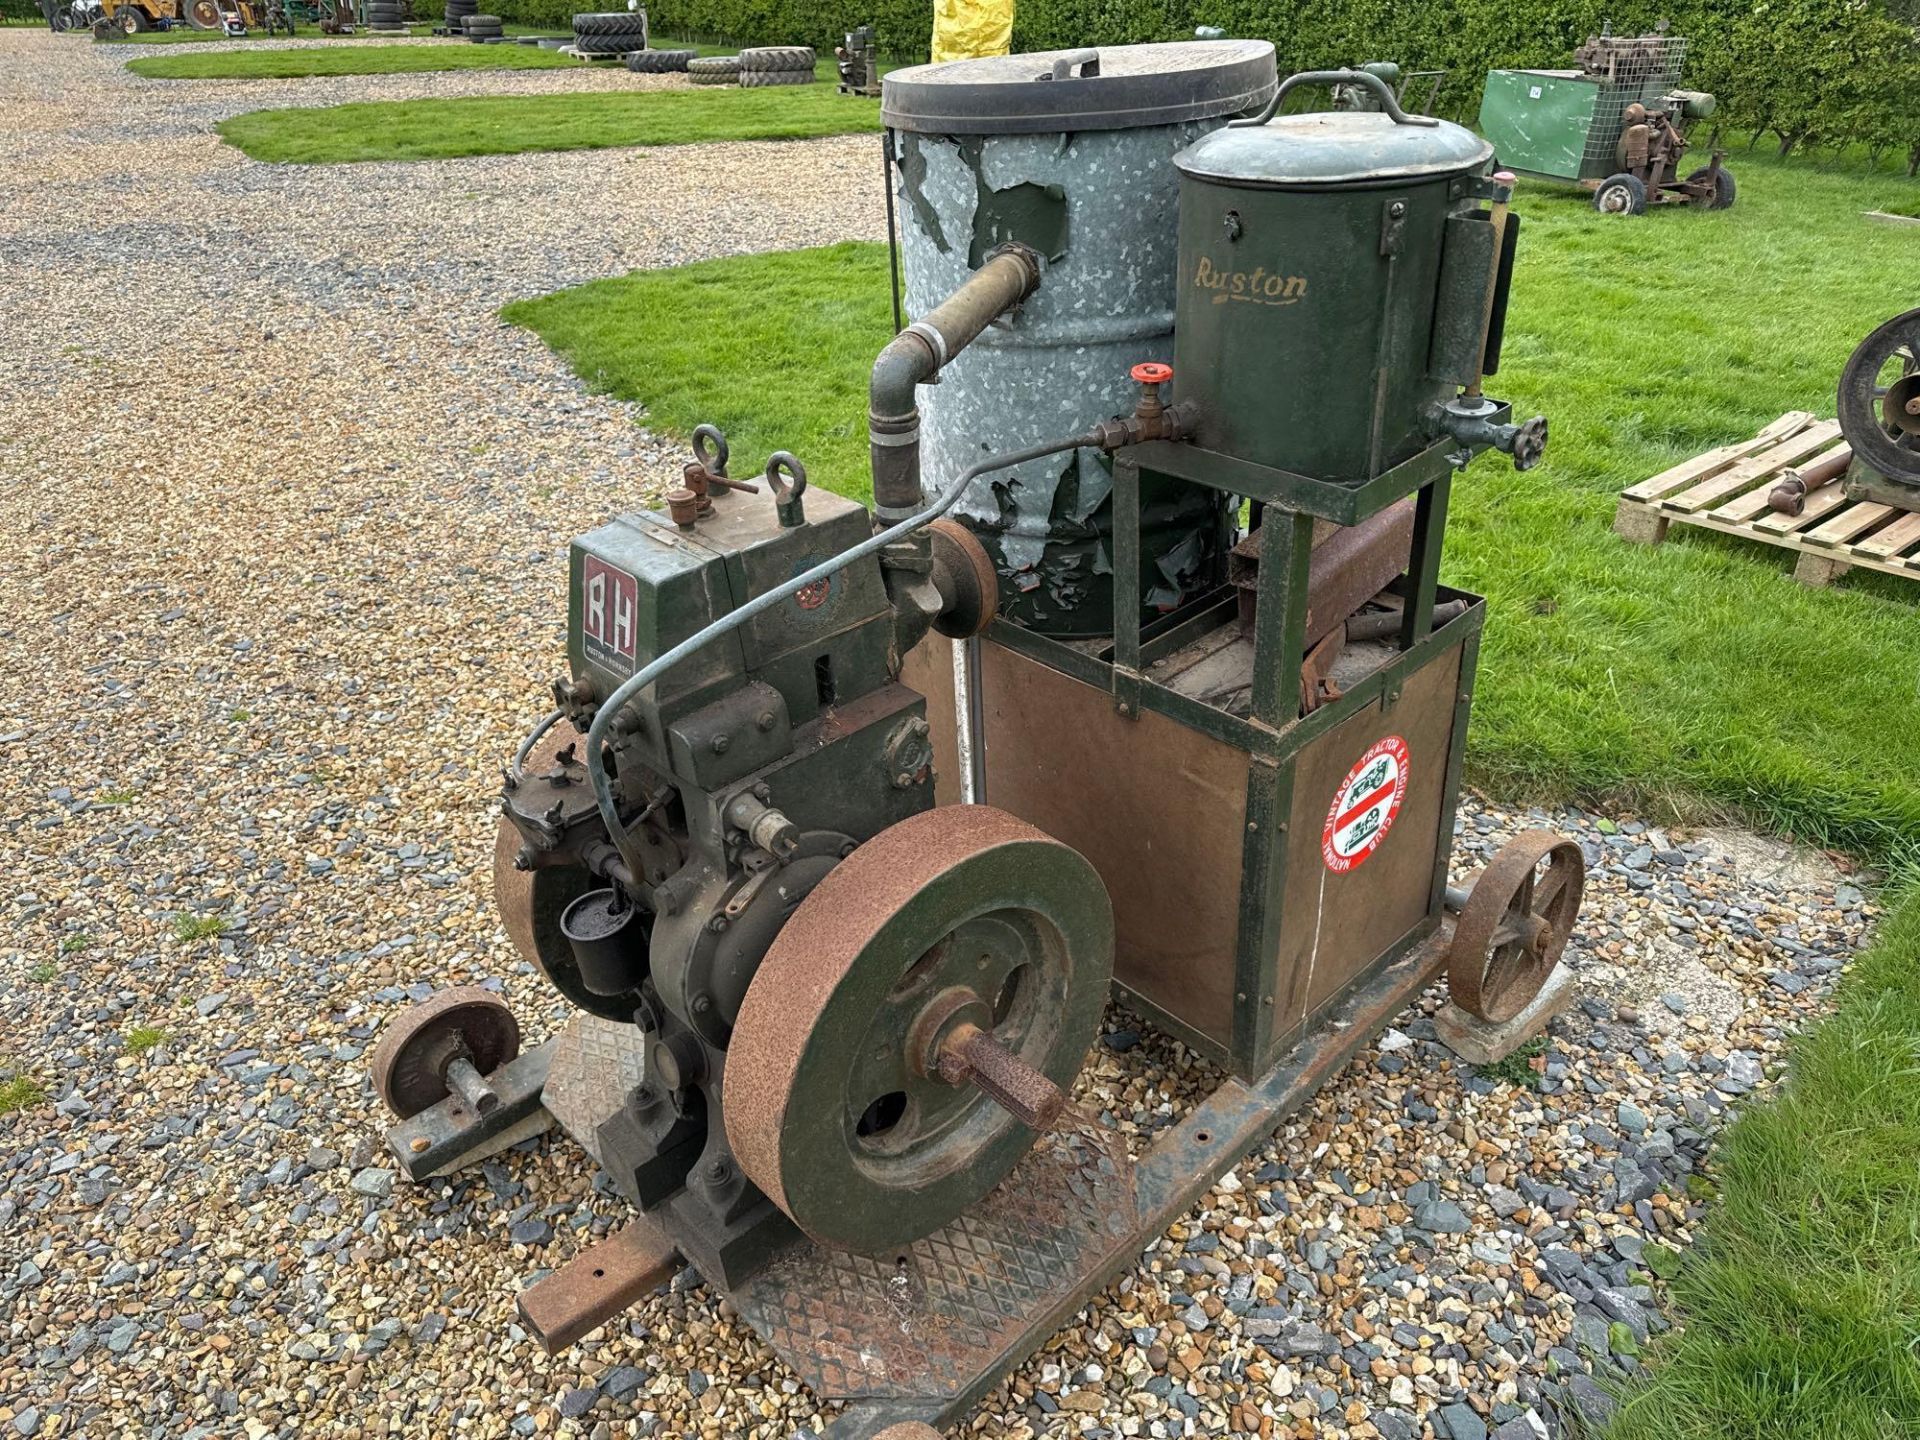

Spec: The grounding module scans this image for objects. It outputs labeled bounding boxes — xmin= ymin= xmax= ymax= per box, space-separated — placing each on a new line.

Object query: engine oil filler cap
xmin=882 ymin=40 xmax=1278 ymax=134
xmin=1175 ymin=109 xmax=1493 ymax=189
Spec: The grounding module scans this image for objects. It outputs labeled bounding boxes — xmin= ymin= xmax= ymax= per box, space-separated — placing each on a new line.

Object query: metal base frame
xmin=528 ymin=922 xmax=1453 ymax=1438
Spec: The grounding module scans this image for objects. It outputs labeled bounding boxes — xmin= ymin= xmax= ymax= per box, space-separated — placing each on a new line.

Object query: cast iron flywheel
xmin=1837 ymin=307 xmax=1920 ymax=492
xmin=724 ymin=805 xmax=1113 ymax=1253
xmin=370 ymin=985 xmax=519 ymax=1119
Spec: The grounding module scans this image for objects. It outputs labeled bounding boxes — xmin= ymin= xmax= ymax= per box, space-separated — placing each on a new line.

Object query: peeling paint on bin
xmin=884 ymin=42 xmax=1279 ymax=637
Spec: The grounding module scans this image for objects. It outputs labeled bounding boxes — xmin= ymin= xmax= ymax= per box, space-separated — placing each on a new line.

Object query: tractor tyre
xmin=185 ymin=0 xmax=219 ymax=27
xmin=570 ymin=31 xmax=634 ymax=52
xmin=739 ymin=67 xmax=813 ymax=86
xmin=685 ymin=53 xmax=740 ymax=77
xmin=625 ymin=46 xmax=693 ymax=71
xmin=1686 ymin=165 xmax=1737 ymax=210
xmin=738 ymin=44 xmax=814 ymax=71
xmin=118 ymin=5 xmax=151 ymax=32
xmin=1592 ymin=172 xmax=1648 ymax=216
xmin=571 ymin=9 xmax=645 ymax=34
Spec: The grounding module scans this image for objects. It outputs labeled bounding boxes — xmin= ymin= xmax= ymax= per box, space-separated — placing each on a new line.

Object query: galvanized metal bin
xmin=883 ymin=41 xmax=1277 ymax=635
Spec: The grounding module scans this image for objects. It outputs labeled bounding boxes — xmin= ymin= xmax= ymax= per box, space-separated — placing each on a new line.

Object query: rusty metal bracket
xmin=383 ymin=1039 xmax=557 ymax=1182
xmin=518 ymin=1217 xmax=685 ymax=1353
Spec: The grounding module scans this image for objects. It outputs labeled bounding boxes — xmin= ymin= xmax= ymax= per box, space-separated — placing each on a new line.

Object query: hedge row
xmin=487 ymin=0 xmax=1919 ymax=169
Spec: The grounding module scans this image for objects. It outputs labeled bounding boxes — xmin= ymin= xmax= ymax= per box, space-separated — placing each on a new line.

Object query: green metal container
xmin=1171 ymin=106 xmax=1495 ymax=485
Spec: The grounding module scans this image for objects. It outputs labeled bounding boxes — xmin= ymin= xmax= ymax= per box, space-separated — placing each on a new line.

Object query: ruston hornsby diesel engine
xmin=374 ymin=45 xmax=1588 ymax=1438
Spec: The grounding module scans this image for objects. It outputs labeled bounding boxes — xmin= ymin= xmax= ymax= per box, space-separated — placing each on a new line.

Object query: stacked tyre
xmin=444 ymin=0 xmax=475 ymax=29
xmin=572 ymin=9 xmax=646 ymax=55
xmin=365 ymin=0 xmax=407 ymax=30
xmin=462 ymin=10 xmax=501 ymax=38
xmin=737 ymin=45 xmax=815 ymax=85
xmin=685 ymin=54 xmax=740 ymax=85
xmin=626 ymin=47 xmax=694 ymax=72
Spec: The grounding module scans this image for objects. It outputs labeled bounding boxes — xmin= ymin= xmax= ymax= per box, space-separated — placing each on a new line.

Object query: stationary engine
xmin=374 ymin=57 xmax=1589 ymax=1418
xmin=486 ymin=414 xmax=1112 ymax=1282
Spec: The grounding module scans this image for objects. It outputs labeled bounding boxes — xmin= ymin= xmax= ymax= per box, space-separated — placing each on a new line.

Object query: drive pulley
xmin=724 ymin=805 xmax=1114 ymax=1253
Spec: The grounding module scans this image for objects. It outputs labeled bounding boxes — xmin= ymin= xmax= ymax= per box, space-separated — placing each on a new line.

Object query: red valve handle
xmin=1130 ymin=362 xmax=1173 ymax=385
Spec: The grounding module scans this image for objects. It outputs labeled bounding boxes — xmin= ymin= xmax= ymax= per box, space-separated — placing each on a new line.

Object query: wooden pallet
xmin=1613 ymin=412 xmax=1920 ymax=587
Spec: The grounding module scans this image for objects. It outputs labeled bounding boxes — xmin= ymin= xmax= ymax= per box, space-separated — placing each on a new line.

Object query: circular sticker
xmin=1321 ymin=735 xmax=1410 ymax=874
xmin=794 ymin=577 xmax=831 ymax=611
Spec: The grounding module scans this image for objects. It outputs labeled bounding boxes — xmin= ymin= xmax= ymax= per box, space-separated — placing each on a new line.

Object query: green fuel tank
xmin=1171 ymin=86 xmax=1500 ymax=484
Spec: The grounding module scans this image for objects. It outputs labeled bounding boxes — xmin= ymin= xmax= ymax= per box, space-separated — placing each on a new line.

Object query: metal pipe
xmin=509 ymin=708 xmax=566 ymax=782
xmin=869 ymin=243 xmax=1043 ymax=520
xmin=585 ymin=427 xmax=1105 ymax=884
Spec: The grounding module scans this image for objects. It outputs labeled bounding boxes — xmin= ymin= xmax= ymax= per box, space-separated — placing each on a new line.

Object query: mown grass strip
xmin=129 ymin=41 xmax=575 ymax=78
xmin=1606 ymin=882 xmax=1920 ymax=1440
xmin=216 ymin=77 xmax=877 ymax=162
xmin=504 ymin=152 xmax=1920 ymax=865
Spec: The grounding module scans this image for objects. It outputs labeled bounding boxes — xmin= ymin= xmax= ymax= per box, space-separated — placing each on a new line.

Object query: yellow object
xmin=931 ymin=0 xmax=1013 ymax=63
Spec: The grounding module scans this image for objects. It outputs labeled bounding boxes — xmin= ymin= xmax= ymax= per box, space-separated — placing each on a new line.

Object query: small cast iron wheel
xmin=1685 ymin=165 xmax=1736 ymax=210
xmin=1448 ymin=830 xmax=1585 ymax=1023
xmin=724 ymin=805 xmax=1113 ymax=1253
xmin=1838 ymin=307 xmax=1920 ymax=489
xmin=492 ymin=728 xmax=644 ymax=1023
xmin=370 ymin=986 xmax=520 ymax=1119
xmin=928 ymin=518 xmax=998 ymax=638
xmin=1592 ymin=172 xmax=1647 ymax=216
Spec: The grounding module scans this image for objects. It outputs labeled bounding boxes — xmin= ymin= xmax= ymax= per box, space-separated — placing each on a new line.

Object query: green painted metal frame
xmin=985 ymin=436 xmax=1485 ymax=1079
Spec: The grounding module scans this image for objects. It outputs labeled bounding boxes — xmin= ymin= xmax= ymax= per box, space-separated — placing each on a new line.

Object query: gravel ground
xmin=0 ymin=28 xmax=1879 ymax=1440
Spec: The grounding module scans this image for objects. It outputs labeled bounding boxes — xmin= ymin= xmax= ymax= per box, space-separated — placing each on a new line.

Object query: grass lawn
xmin=1606 ymin=889 xmax=1920 ymax=1439
xmin=217 ymin=71 xmax=878 ymax=161
xmin=128 ymin=41 xmax=575 ymax=77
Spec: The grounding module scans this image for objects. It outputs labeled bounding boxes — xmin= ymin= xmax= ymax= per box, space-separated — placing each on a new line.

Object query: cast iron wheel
xmin=492 ymin=733 xmax=645 ymax=1023
xmin=1447 ymin=830 xmax=1584 ymax=1023
xmin=370 ymin=986 xmax=520 ymax=1120
xmin=1838 ymin=307 xmax=1920 ymax=490
xmin=185 ymin=0 xmax=219 ymax=26
xmin=1685 ymin=165 xmax=1736 ymax=210
xmin=118 ymin=5 xmax=150 ymax=32
xmin=1592 ymin=172 xmax=1647 ymax=216
xmin=725 ymin=805 xmax=1113 ymax=1254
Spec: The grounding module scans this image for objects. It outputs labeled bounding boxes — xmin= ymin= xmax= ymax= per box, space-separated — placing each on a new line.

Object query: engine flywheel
xmin=724 ymin=805 xmax=1113 ymax=1253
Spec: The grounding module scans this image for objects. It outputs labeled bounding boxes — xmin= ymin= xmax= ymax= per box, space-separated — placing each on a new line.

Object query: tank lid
xmin=882 ymin=41 xmax=1278 ymax=135
xmin=1174 ymin=110 xmax=1493 ymax=187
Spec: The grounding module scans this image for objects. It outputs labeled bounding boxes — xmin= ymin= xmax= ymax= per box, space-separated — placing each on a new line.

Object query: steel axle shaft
xmin=933 ymin=1022 xmax=1066 ymax=1132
